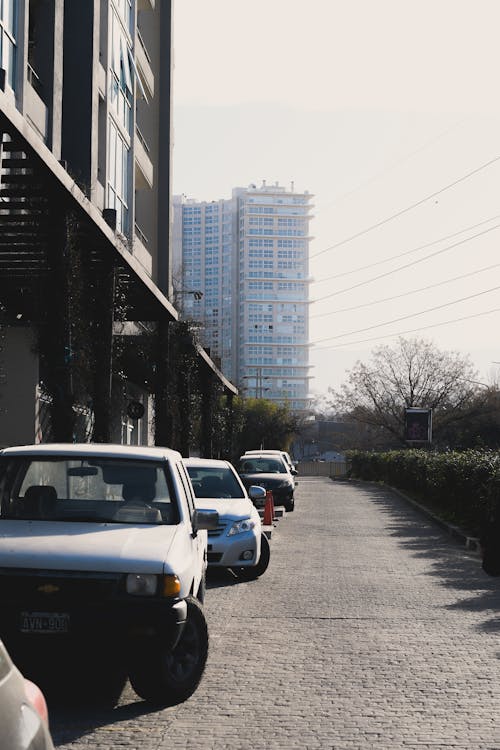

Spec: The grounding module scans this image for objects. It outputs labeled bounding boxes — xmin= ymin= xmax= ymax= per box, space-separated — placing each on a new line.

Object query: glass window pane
xmin=115 ymin=135 xmax=123 ymax=194
xmin=108 ymin=123 xmax=116 ymax=185
xmin=122 ymin=144 xmax=128 ymax=198
xmin=6 ymin=36 xmax=14 ymax=88
xmin=4 ymin=0 xmax=17 ymax=37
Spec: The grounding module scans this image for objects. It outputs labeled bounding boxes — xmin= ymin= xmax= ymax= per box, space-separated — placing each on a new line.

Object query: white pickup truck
xmin=0 ymin=443 xmax=218 ymax=706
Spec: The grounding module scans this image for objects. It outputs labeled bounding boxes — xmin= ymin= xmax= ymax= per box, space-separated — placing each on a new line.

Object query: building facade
xmin=173 ymin=182 xmax=313 ymax=412
xmin=2 ymin=0 xmax=173 ymax=288
xmin=0 ymin=0 xmax=237 ymax=450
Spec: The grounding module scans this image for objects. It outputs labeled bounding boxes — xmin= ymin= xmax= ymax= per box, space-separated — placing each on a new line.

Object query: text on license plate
xmin=20 ymin=612 xmax=70 ymax=634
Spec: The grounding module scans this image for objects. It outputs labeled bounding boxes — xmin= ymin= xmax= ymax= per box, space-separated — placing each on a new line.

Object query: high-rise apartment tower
xmin=173 ymin=182 xmax=313 ymax=412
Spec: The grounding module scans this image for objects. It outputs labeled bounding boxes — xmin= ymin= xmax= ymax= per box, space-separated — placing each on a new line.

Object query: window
xmin=107 ymin=120 xmax=129 ymax=235
xmin=110 ymin=9 xmax=133 ymax=133
xmin=0 ymin=0 xmax=17 ymax=90
xmin=113 ymin=0 xmax=133 ymax=35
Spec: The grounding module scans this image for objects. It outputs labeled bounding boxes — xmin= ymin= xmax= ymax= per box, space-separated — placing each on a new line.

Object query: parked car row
xmin=0 ymin=442 xmax=296 ymax=737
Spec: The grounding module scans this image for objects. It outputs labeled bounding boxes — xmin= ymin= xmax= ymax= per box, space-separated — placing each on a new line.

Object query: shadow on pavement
xmin=50 ymin=696 xmax=162 ymax=746
xmin=206 ymin=567 xmax=242 ymax=589
xmin=359 ymin=485 xmax=500 ymax=630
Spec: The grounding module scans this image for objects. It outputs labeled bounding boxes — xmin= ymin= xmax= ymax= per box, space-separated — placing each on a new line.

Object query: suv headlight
xmin=126 ymin=573 xmax=158 ymax=596
xmin=228 ymin=518 xmax=256 ymax=536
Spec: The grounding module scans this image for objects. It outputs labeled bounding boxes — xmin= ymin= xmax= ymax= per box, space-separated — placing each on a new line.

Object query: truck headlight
xmin=126 ymin=573 xmax=158 ymax=596
xmin=228 ymin=518 xmax=255 ymax=536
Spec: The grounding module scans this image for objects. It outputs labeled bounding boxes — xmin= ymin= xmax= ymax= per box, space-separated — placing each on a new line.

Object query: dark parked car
xmin=237 ymin=454 xmax=296 ymax=512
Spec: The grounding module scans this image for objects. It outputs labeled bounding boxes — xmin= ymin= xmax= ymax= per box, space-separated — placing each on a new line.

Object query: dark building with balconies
xmin=0 ymin=0 xmax=236 ymax=455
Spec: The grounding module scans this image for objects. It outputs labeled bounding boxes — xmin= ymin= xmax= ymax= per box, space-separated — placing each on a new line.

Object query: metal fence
xmin=297 ymin=460 xmax=349 ymax=478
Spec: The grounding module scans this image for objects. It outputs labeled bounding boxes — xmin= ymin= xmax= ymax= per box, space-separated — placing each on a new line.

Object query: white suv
xmin=0 ymin=443 xmax=218 ymax=706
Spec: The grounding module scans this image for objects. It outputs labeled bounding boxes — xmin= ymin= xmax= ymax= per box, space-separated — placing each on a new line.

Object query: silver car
xmin=185 ymin=458 xmax=270 ymax=580
xmin=0 ymin=638 xmax=54 ymax=750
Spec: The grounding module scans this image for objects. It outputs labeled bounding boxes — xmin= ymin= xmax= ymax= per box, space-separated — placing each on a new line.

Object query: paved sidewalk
xmin=51 ymin=477 xmax=500 ymax=750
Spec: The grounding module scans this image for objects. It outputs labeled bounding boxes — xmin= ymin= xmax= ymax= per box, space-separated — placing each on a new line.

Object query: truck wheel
xmin=285 ymin=495 xmax=295 ymax=512
xmin=234 ymin=533 xmax=271 ymax=580
xmin=129 ymin=596 xmax=208 ymax=706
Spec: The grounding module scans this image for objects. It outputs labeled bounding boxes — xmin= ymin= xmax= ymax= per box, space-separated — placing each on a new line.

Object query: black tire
xmin=129 ymin=596 xmax=208 ymax=706
xmin=235 ymin=533 xmax=271 ymax=580
xmin=285 ymin=495 xmax=295 ymax=512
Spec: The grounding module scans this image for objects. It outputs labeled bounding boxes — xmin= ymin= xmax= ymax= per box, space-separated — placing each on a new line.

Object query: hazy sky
xmin=172 ymin=0 xmax=500 ymax=397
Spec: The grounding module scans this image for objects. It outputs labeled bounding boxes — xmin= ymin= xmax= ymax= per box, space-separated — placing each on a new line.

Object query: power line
xmin=312 ymin=307 xmax=500 ymax=350
xmin=310 ymin=154 xmax=500 ymax=260
xmin=312 ymin=222 xmax=500 ymax=304
xmin=312 ymin=214 xmax=500 ymax=286
xmin=313 ymin=306 xmax=500 ymax=352
xmin=311 ymin=261 xmax=500 ymax=319
xmin=313 ymin=284 xmax=500 ymax=345
xmin=316 ymin=119 xmax=466 ymax=212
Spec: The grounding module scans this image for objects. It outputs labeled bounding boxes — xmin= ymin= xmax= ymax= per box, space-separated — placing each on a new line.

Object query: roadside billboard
xmin=404 ymin=407 xmax=432 ymax=445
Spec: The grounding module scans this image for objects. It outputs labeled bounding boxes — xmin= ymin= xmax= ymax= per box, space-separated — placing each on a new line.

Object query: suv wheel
xmin=129 ymin=596 xmax=209 ymax=706
xmin=285 ymin=496 xmax=295 ymax=512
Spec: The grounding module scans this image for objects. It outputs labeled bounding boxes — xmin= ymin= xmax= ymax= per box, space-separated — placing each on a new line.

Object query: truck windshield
xmin=0 ymin=456 xmax=179 ymax=524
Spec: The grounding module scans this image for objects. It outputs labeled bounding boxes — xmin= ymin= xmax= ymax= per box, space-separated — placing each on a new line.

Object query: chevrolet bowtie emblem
xmin=37 ymin=584 xmax=59 ymax=594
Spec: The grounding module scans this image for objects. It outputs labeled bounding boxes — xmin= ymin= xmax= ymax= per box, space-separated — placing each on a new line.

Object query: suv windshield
xmin=0 ymin=456 xmax=179 ymax=524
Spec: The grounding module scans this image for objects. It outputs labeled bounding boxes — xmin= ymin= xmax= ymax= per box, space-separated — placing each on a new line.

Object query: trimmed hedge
xmin=347 ymin=449 xmax=500 ymax=535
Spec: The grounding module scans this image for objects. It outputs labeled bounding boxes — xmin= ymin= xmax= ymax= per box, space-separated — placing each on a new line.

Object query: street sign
xmin=127 ymin=400 xmax=145 ymax=420
xmin=404 ymin=408 xmax=432 ymax=444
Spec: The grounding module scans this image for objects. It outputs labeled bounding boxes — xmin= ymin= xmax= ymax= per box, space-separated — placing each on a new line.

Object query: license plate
xmin=20 ymin=611 xmax=70 ymax=634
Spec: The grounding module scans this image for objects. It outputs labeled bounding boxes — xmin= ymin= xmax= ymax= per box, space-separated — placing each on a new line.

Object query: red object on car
xmin=24 ymin=678 xmax=50 ymax=725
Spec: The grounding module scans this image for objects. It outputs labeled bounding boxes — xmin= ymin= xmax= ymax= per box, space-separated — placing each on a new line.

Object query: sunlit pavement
xmin=51 ymin=477 xmax=500 ymax=749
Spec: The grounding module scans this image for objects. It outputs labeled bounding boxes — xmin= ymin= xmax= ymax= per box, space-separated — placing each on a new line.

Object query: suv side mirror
xmin=192 ymin=508 xmax=219 ymax=533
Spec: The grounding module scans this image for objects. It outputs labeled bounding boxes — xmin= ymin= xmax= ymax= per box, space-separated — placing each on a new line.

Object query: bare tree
xmin=328 ymin=337 xmax=482 ymax=445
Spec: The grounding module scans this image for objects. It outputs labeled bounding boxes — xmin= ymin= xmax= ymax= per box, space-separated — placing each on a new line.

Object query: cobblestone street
xmin=51 ymin=477 xmax=500 ymax=749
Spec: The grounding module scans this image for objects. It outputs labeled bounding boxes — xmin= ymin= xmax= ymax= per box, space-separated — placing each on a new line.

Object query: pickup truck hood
xmin=195 ymin=497 xmax=258 ymax=521
xmin=0 ymin=520 xmax=179 ymax=574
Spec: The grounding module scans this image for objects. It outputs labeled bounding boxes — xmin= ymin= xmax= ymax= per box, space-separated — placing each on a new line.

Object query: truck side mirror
xmin=192 ymin=508 xmax=219 ymax=534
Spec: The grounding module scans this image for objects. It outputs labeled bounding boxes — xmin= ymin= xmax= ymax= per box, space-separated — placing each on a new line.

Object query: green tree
xmin=232 ymin=397 xmax=298 ymax=458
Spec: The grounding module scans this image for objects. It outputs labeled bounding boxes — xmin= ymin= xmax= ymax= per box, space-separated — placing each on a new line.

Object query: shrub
xmin=347 ymin=449 xmax=500 ymax=535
